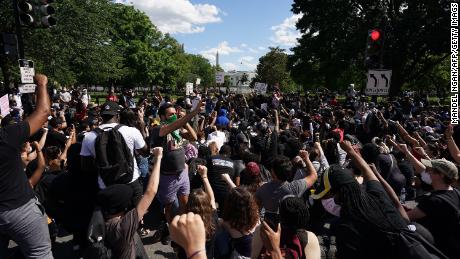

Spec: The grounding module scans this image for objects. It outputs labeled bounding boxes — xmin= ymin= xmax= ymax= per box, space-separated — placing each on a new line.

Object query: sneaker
xmin=161 ymin=226 xmax=170 ymax=245
xmin=139 ymin=227 xmax=150 ymax=237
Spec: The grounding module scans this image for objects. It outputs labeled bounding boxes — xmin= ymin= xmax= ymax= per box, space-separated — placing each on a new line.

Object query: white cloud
xmin=132 ymin=0 xmax=222 ymax=34
xmin=222 ymin=62 xmax=237 ymax=71
xmin=200 ymin=41 xmax=242 ymax=62
xmin=258 ymin=46 xmax=266 ymax=51
xmin=270 ymin=14 xmax=302 ymax=47
xmin=240 ymin=43 xmax=248 ymax=48
xmin=239 ymin=56 xmax=257 ymax=70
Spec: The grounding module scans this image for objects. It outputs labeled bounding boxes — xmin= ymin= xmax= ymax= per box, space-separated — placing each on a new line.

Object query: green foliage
xmin=256 ymin=47 xmax=296 ymax=92
xmin=290 ymin=0 xmax=450 ymax=95
xmin=0 ymin=0 xmax=215 ymax=93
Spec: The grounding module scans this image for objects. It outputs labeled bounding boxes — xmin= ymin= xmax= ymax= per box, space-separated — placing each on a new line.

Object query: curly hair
xmin=186 ymin=189 xmax=216 ymax=240
xmin=222 ymin=187 xmax=259 ymax=233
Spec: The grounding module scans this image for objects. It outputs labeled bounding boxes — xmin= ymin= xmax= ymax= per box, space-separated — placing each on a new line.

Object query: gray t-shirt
xmin=255 ymin=179 xmax=308 ymax=213
xmin=105 ymin=209 xmax=139 ymax=259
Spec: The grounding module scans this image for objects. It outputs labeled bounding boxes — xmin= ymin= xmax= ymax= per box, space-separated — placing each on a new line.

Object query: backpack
xmin=86 ymin=207 xmax=111 ymax=259
xmin=94 ymin=124 xmax=134 ymax=186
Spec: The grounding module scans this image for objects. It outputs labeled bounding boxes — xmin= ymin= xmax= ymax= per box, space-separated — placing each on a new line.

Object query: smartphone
xmin=192 ymin=97 xmax=201 ymax=110
xmin=264 ymin=212 xmax=280 ymax=231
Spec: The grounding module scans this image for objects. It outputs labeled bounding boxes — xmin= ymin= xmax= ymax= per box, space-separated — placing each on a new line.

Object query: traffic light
xmin=0 ymin=33 xmax=18 ymax=60
xmin=365 ymin=29 xmax=383 ymax=68
xmin=17 ymin=0 xmax=35 ymax=26
xmin=16 ymin=0 xmax=56 ymax=28
xmin=37 ymin=0 xmax=57 ymax=27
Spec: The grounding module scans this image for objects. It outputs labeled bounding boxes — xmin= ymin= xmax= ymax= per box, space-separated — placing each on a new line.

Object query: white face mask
xmin=421 ymin=171 xmax=432 ymax=185
xmin=321 ymin=197 xmax=341 ymax=217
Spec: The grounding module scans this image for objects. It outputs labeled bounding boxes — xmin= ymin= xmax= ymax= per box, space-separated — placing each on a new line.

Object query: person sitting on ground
xmin=96 ymin=147 xmax=162 ymax=259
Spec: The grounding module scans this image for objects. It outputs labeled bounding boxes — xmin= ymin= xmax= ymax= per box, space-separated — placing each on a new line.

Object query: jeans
xmin=0 ymin=198 xmax=53 ymax=259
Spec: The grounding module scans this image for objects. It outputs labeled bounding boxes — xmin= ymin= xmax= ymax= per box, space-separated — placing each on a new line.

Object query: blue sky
xmin=115 ymin=0 xmax=301 ymax=72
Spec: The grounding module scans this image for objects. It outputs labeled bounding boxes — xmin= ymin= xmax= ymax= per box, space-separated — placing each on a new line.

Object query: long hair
xmin=186 ymin=189 xmax=216 ymax=240
xmin=222 ymin=187 xmax=259 ymax=233
xmin=337 ymin=182 xmax=402 ymax=232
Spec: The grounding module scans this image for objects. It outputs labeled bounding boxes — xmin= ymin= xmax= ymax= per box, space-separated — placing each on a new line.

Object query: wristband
xmin=188 ymin=249 xmax=204 ymax=259
xmin=201 ymin=176 xmax=208 ymax=180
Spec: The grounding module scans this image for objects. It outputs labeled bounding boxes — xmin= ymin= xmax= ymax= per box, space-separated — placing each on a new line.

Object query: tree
xmin=290 ymin=0 xmax=450 ymax=95
xmin=256 ymin=47 xmax=294 ymax=92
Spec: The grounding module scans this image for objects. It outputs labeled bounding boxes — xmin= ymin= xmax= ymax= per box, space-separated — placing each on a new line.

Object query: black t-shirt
xmin=417 ymin=188 xmax=460 ymax=259
xmin=376 ymin=154 xmax=406 ymax=195
xmin=0 ymin=122 xmax=35 ymax=212
xmin=150 ymin=127 xmax=185 ymax=174
xmin=334 ymin=180 xmax=408 ymax=259
xmin=46 ymin=130 xmax=67 ymax=148
xmin=208 ymin=155 xmax=234 ymax=206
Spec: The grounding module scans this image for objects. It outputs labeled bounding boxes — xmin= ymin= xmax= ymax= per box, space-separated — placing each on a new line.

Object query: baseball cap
xmin=100 ymin=101 xmax=120 ymax=116
xmin=246 ymin=162 xmax=260 ymax=176
xmin=97 ymin=184 xmax=133 ymax=215
xmin=421 ymin=159 xmax=458 ymax=181
xmin=311 ymin=165 xmax=356 ymax=199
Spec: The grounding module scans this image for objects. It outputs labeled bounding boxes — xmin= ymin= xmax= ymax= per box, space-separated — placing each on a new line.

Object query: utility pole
xmin=12 ymin=0 xmax=25 ymax=59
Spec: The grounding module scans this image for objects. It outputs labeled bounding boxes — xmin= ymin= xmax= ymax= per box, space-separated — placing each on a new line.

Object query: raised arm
xmin=221 ymin=173 xmax=237 ymax=189
xmin=197 ymin=165 xmax=217 ymax=209
xmin=137 ymin=147 xmax=163 ymax=219
xmin=299 ymin=150 xmax=318 ymax=187
xmin=340 ymin=140 xmax=378 ymax=182
xmin=159 ymin=100 xmax=204 ymax=137
xmin=399 ymin=144 xmax=426 ymax=175
xmin=26 ymin=74 xmax=51 ymax=136
xmin=28 ymin=142 xmax=46 ymax=187
xmin=446 ymin=124 xmax=460 ymax=164
xmin=274 ymin=109 xmax=279 ymax=133
xmin=38 ymin=128 xmax=48 ymax=150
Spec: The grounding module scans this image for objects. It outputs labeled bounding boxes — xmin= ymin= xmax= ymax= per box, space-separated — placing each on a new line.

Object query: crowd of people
xmin=0 ymin=74 xmax=459 ymax=259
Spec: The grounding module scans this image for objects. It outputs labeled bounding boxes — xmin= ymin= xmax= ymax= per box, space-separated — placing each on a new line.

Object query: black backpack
xmin=86 ymin=207 xmax=111 ymax=259
xmin=94 ymin=125 xmax=134 ymax=186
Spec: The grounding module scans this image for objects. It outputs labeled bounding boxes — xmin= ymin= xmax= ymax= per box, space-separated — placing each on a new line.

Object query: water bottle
xmin=400 ymin=188 xmax=406 ymax=204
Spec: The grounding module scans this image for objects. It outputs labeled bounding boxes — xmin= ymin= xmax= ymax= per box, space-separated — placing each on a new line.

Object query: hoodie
xmin=216 ymin=108 xmax=229 ymax=127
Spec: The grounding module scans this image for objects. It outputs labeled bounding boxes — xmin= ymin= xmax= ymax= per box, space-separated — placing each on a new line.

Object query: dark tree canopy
xmin=290 ymin=0 xmax=450 ymax=95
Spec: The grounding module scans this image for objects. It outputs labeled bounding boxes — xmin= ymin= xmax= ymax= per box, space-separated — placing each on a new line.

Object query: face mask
xmin=166 ymin=114 xmax=177 ymax=124
xmin=321 ymin=197 xmax=341 ymax=217
xmin=421 ymin=170 xmax=432 ymax=185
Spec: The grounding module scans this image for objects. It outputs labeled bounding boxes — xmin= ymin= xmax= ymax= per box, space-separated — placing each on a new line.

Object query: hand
xmin=137 ymin=106 xmax=144 ymax=119
xmin=193 ymin=99 xmax=205 ymax=114
xmin=34 ymin=74 xmax=48 ymax=87
xmin=299 ymin=150 xmax=309 ymax=161
xmin=446 ymin=124 xmax=454 ymax=139
xmin=197 ymin=165 xmax=208 ymax=178
xmin=340 ymin=140 xmax=354 ymax=153
xmin=152 ymin=147 xmax=163 ymax=157
xmin=170 ymin=213 xmax=206 ymax=257
xmin=31 ymin=141 xmax=40 ymax=150
xmin=413 ymin=147 xmax=427 ymax=156
xmin=260 ymin=220 xmax=281 ymax=254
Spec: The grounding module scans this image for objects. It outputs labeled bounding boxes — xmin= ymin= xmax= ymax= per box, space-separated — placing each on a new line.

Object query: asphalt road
xmin=8 ymin=199 xmax=176 ymax=259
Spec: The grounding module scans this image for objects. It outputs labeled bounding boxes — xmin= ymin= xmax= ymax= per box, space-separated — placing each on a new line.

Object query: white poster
xmin=0 ymin=94 xmax=10 ymax=117
xmin=254 ymin=82 xmax=268 ymax=94
xmin=186 ymin=82 xmax=194 ymax=95
xmin=215 ymin=72 xmax=225 ymax=84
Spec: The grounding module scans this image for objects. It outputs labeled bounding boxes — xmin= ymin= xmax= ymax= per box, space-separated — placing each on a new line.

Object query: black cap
xmin=97 ymin=184 xmax=133 ymax=215
xmin=49 ymin=117 xmax=63 ymax=128
xmin=100 ymin=101 xmax=120 ymax=116
xmin=311 ymin=165 xmax=356 ymax=199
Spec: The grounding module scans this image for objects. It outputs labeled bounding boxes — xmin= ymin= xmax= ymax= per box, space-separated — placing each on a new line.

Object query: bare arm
xmin=399 ymin=144 xmax=426 ymax=175
xmin=369 ymin=163 xmax=410 ymax=223
xmin=299 ymin=150 xmax=318 ymax=188
xmin=274 ymin=109 xmax=279 ymax=133
xmin=137 ymin=147 xmax=163 ymax=219
xmin=181 ymin=123 xmax=197 ymax=142
xmin=38 ymin=128 xmax=48 ymax=150
xmin=446 ymin=125 xmax=460 ymax=163
xmin=340 ymin=141 xmax=378 ymax=182
xmin=26 ymin=75 xmax=51 ymax=136
xmin=197 ymin=165 xmax=217 ymax=209
xmin=396 ymin=122 xmax=420 ymax=147
xmin=28 ymin=142 xmax=46 ymax=188
xmin=159 ymin=100 xmax=203 ymax=137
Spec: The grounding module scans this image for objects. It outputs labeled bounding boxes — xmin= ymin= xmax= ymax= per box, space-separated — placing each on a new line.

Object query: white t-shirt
xmin=60 ymin=91 xmax=72 ymax=103
xmin=80 ymin=123 xmax=146 ymax=188
xmin=206 ymin=130 xmax=227 ymax=151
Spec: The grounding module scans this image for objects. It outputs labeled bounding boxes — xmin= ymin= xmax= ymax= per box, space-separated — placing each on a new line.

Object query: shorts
xmin=157 ymin=167 xmax=190 ymax=206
